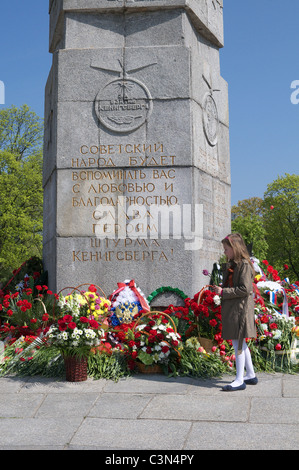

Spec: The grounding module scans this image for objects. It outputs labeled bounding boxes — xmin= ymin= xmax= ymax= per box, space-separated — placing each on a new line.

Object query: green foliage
xmin=263 ymin=173 xmax=299 ymax=279
xmin=0 ymin=104 xmax=43 ymax=160
xmin=0 ymin=150 xmax=43 ymax=280
xmin=247 ymin=341 xmax=298 ymax=374
xmin=88 ymin=351 xmax=130 ymax=381
xmin=0 ymin=105 xmax=44 ymax=280
xmin=231 ymin=174 xmax=298 ymax=281
xmin=0 ymin=342 xmax=65 ymax=379
xmin=179 ymin=347 xmax=229 ymax=379
xmin=232 ymin=197 xmax=264 ymax=218
xmin=232 ymin=213 xmax=268 ymax=259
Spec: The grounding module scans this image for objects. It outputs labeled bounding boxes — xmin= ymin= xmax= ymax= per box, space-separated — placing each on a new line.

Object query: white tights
xmin=231 ymin=339 xmax=255 ymax=387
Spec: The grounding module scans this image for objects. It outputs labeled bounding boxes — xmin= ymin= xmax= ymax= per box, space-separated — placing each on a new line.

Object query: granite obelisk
xmin=43 ymin=0 xmax=231 ymax=302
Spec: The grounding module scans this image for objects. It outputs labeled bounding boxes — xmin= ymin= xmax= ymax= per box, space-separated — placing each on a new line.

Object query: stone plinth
xmin=43 ymin=0 xmax=231 ymax=301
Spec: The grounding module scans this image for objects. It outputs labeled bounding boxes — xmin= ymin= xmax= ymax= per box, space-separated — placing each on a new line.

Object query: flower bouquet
xmin=191 ymin=286 xmax=222 ymax=350
xmin=0 ymin=285 xmax=54 ymax=343
xmin=126 ymin=312 xmax=182 ymax=375
xmin=45 ymin=287 xmax=109 ymax=381
xmin=254 ymin=304 xmax=296 ymax=354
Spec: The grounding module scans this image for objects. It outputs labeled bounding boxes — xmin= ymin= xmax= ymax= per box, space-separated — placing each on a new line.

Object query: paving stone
xmin=19 ymin=376 xmax=107 ymax=393
xmin=185 ymin=422 xmax=299 ymax=450
xmin=88 ymin=393 xmax=153 ymax=419
xmin=103 ymin=375 xmax=194 ymax=394
xmin=139 ymin=394 xmax=250 ymax=422
xmin=35 ymin=392 xmax=99 ymax=418
xmin=0 ymin=393 xmax=45 ymax=418
xmin=70 ymin=417 xmax=192 ymax=450
xmin=283 ymin=374 xmax=299 ymax=397
xmin=249 ymin=397 xmax=299 ymax=424
xmin=0 ymin=417 xmax=82 ymax=448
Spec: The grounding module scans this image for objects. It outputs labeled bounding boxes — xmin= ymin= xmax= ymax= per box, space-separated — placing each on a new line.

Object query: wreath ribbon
xmin=110 ymin=280 xmax=150 ymax=312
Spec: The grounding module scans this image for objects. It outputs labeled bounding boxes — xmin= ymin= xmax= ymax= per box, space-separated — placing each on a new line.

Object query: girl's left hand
xmin=213 ymin=285 xmax=222 ymax=295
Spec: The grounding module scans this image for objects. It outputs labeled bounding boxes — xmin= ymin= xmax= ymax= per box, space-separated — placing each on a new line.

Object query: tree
xmin=231 ymin=197 xmax=268 ymax=260
xmin=0 ymin=150 xmax=43 ymax=282
xmin=231 ymin=197 xmax=264 ymax=218
xmin=0 ymin=104 xmax=43 ymax=160
xmin=0 ymin=105 xmax=44 ymax=283
xmin=263 ymin=173 xmax=299 ymax=280
xmin=232 ymin=213 xmax=268 ymax=260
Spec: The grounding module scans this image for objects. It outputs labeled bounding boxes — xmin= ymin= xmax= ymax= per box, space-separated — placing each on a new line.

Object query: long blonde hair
xmin=222 ymin=233 xmax=255 ymax=275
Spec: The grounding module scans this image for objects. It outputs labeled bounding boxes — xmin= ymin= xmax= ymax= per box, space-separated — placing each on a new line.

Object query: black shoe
xmin=221 ymin=382 xmax=246 ymax=392
xmin=244 ymin=376 xmax=258 ymax=385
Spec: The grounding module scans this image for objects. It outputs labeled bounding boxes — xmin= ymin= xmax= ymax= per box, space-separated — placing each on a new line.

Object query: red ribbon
xmin=253 ymin=283 xmax=265 ymax=307
xmin=110 ymin=280 xmax=150 ymax=312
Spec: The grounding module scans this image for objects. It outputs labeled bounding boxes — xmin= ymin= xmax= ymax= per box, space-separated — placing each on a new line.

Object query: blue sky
xmin=0 ymin=0 xmax=298 ymax=206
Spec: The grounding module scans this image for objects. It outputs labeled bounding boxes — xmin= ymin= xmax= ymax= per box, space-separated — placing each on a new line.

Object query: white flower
xmin=137 ymin=324 xmax=147 ymax=331
xmin=157 ymin=325 xmax=166 ymax=331
xmin=273 ymin=329 xmax=282 ymax=339
xmin=260 ymin=324 xmax=268 ymax=332
xmin=257 ymin=281 xmax=283 ymax=292
xmin=214 ymin=295 xmax=221 ymax=306
xmin=152 ymin=353 xmax=160 ymax=363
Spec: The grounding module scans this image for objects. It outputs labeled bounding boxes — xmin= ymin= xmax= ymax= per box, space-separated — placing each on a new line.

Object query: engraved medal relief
xmin=203 ymin=93 xmax=219 ymax=146
xmin=93 ymin=60 xmax=155 ymax=133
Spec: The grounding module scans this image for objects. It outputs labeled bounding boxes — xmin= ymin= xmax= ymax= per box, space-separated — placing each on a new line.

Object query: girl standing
xmin=213 ymin=233 xmax=258 ymax=391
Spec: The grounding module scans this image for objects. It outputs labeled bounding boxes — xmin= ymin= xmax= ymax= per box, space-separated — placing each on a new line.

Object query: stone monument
xmin=43 ymin=0 xmax=231 ymax=304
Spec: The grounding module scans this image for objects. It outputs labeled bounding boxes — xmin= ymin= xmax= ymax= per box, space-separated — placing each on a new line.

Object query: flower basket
xmin=46 ymin=285 xmax=109 ymax=375
xmin=133 ymin=311 xmax=178 ymax=334
xmin=196 ymin=285 xmax=220 ymax=348
xmin=198 ymin=336 xmax=215 ymax=352
xmin=130 ymin=311 xmax=182 ymax=373
xmin=197 ymin=285 xmax=214 ymax=304
xmin=63 ymin=354 xmax=88 ymax=382
xmin=136 ymin=362 xmax=163 ymax=374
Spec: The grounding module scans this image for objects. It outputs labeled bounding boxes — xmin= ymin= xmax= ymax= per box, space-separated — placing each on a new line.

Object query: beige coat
xmin=221 ymin=259 xmax=256 ymax=354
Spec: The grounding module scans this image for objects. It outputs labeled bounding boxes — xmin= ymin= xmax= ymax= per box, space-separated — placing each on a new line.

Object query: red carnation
xmin=89 ymin=319 xmax=99 ymax=328
xmin=80 ymin=316 xmax=89 ymax=323
xmin=63 ymin=314 xmax=73 ymax=323
xmin=68 ymin=322 xmax=77 ymax=329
